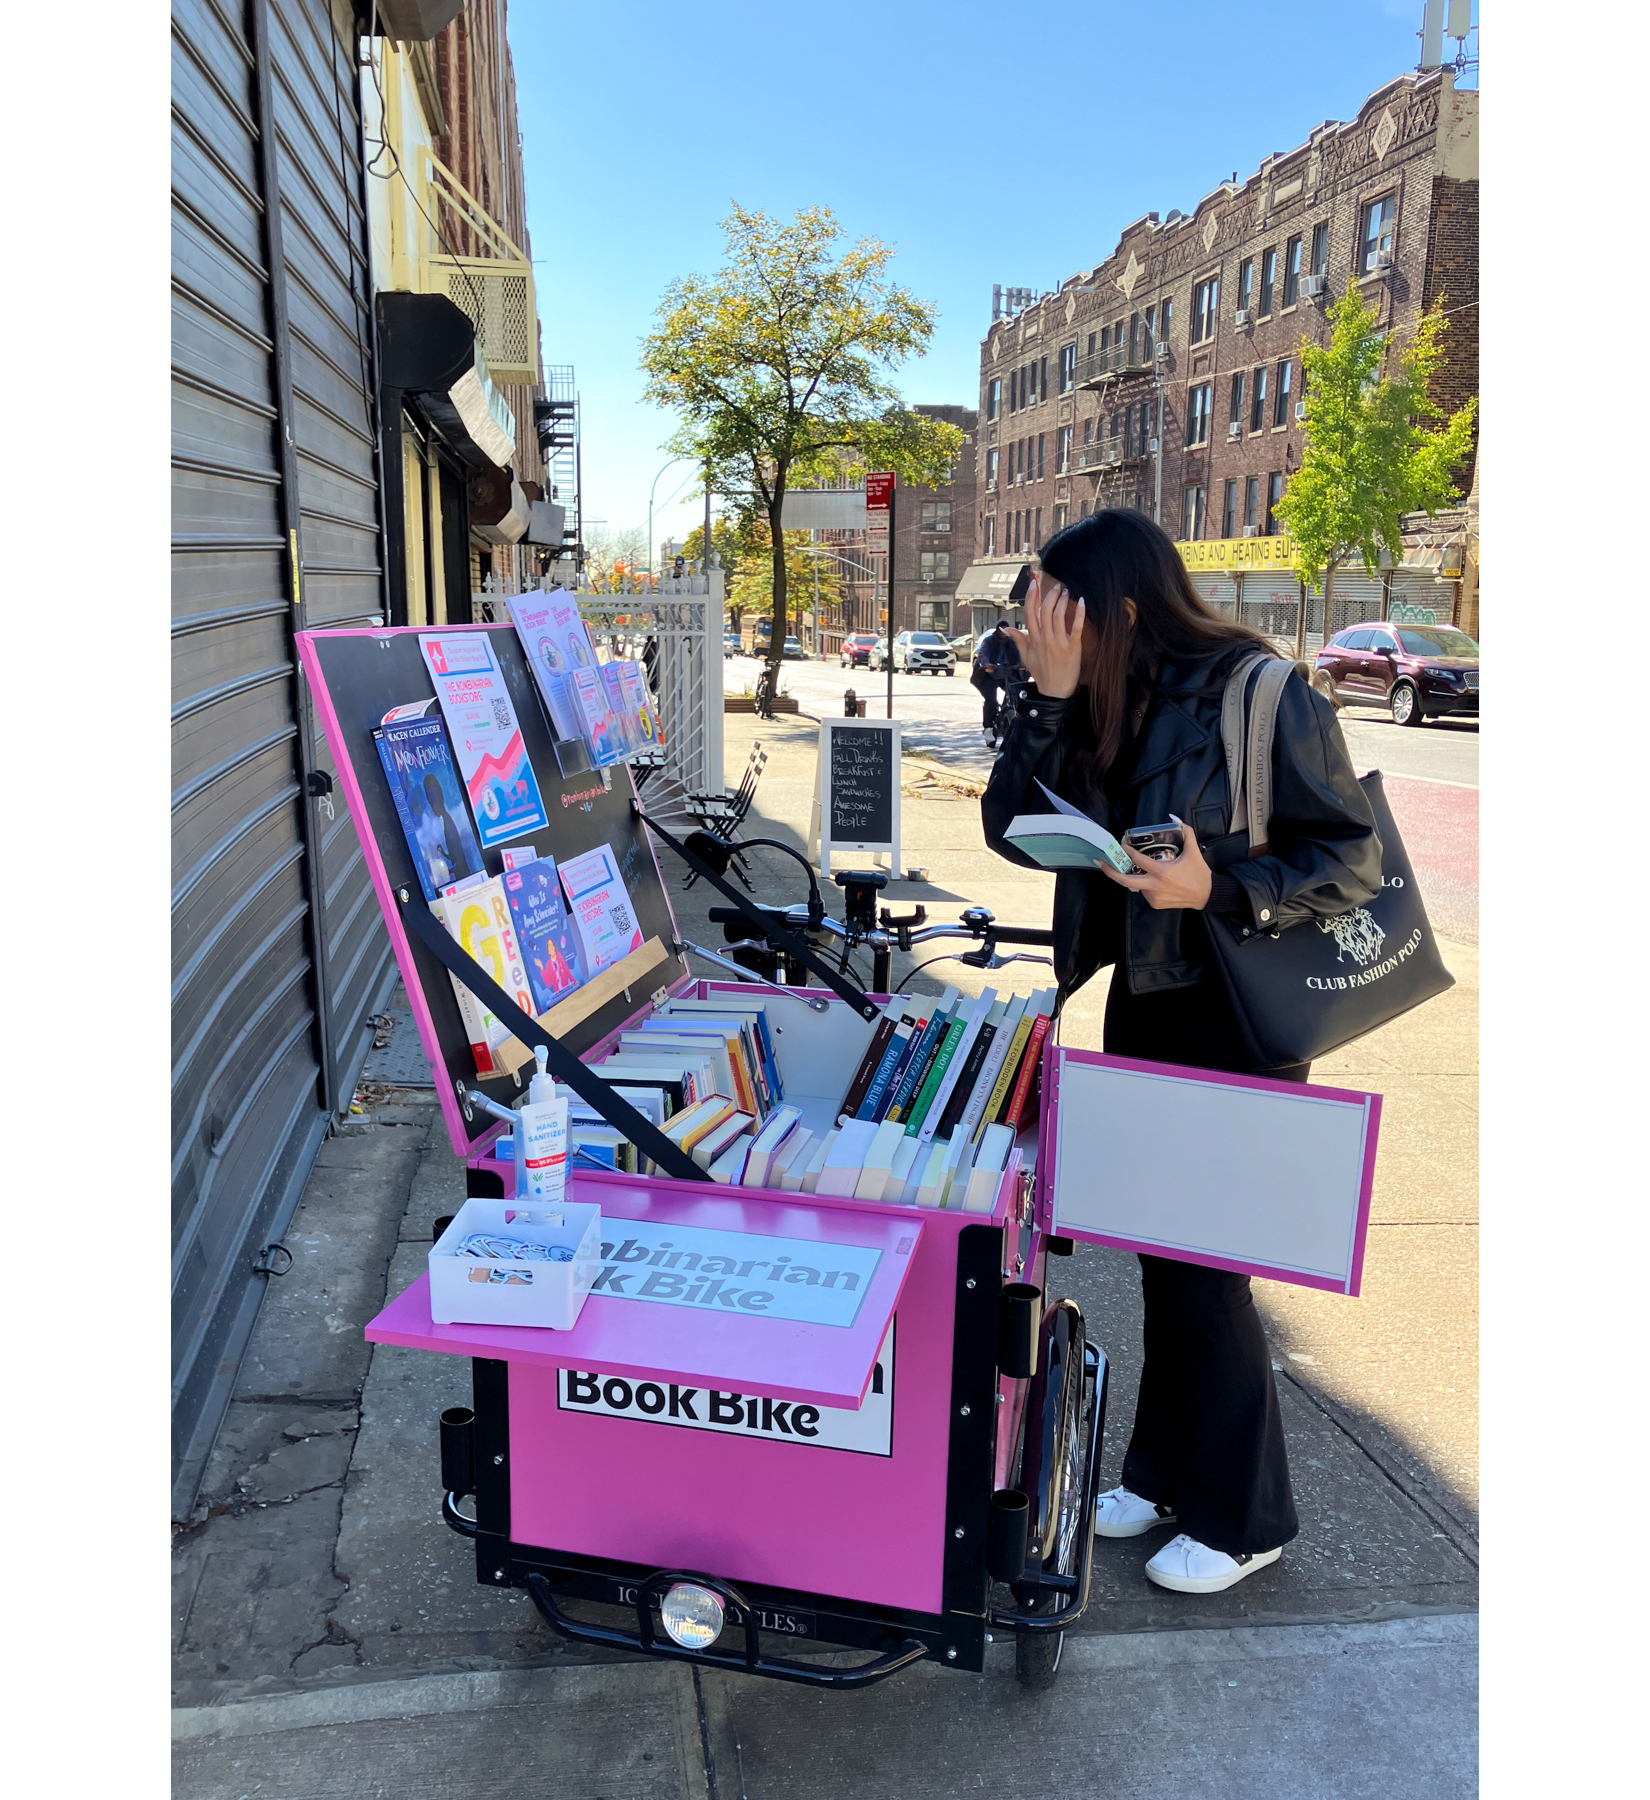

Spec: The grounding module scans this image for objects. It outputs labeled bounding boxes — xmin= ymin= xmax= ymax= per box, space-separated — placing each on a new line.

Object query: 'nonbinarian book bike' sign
xmin=589 ymin=1218 xmax=883 ymax=1329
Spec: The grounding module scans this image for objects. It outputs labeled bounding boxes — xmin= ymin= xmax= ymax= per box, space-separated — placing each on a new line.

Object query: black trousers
xmin=971 ymin=664 xmax=1003 ymax=729
xmin=1101 ymin=970 xmax=1304 ymax=1554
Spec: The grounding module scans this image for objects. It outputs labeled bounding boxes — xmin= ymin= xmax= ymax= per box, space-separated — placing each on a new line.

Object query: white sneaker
xmin=1144 ymin=1533 xmax=1283 ymax=1594
xmin=1093 ymin=1485 xmax=1179 ymax=1539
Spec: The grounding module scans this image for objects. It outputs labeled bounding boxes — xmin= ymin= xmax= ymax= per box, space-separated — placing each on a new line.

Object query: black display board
xmin=827 ymin=724 xmax=895 ymax=846
xmin=300 ymin=624 xmax=689 ymax=1153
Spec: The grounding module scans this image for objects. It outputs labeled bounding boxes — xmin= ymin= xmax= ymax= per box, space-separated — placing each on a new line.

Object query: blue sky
xmin=510 ymin=0 xmax=1473 ymax=561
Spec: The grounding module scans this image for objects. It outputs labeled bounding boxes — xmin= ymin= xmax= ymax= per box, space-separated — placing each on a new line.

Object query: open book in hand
xmin=1001 ymin=779 xmax=1135 ymax=875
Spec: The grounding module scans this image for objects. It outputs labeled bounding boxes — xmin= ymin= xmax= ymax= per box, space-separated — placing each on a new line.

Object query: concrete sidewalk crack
xmin=1275 ymin=1366 xmax=1479 ymax=1566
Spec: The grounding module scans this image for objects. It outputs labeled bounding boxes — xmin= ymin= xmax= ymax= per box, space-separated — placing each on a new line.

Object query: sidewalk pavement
xmin=173 ymin=713 xmax=1477 ymax=1793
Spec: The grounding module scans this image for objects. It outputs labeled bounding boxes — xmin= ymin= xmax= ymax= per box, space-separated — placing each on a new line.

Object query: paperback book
xmin=375 ymin=714 xmax=484 ymax=901
xmin=501 ymin=857 xmax=585 ymax=1014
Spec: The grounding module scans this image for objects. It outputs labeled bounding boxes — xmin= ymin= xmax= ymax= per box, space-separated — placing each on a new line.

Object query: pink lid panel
xmin=366 ymin=1178 xmax=925 ymax=1410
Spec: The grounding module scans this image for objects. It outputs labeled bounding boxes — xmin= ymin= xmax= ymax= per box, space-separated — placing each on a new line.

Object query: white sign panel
xmin=590 ymin=1218 xmax=881 ymax=1328
xmin=557 ymin=1322 xmax=895 ymax=1456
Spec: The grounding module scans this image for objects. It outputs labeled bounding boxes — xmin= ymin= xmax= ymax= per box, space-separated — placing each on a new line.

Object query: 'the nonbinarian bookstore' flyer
xmin=419 ymin=632 xmax=549 ymax=848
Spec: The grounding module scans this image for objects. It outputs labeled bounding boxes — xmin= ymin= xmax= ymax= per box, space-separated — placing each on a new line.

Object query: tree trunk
xmin=767 ymin=478 xmax=788 ymax=681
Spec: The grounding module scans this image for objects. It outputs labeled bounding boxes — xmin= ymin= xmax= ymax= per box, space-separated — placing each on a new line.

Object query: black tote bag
xmin=1201 ymin=656 xmax=1455 ymax=1070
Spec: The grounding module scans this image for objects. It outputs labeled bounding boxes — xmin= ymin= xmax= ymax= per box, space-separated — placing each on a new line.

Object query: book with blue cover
xmin=886 ymin=994 xmax=958 ymax=1123
xmin=857 ymin=1005 xmax=918 ymax=1121
xmin=500 ymin=856 xmax=585 ymax=1014
xmin=374 ymin=714 xmax=485 ymax=902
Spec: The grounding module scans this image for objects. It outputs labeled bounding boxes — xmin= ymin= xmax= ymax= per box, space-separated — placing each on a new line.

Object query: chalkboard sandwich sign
xmin=809 ymin=717 xmax=901 ymax=875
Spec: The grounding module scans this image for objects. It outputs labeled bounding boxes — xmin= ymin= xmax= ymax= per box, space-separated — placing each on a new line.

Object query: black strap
xmin=397 ymin=890 xmax=710 ymax=1185
xmin=639 ymin=812 xmax=879 ymax=1021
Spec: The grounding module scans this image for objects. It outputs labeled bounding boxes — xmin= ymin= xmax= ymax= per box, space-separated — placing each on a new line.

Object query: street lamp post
xmin=647 ymin=459 xmax=691 ymax=579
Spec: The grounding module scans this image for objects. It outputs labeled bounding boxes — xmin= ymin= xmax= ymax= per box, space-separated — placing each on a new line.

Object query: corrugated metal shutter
xmin=1189 ymin=572 xmax=1238 ymax=617
xmin=1238 ymin=570 xmax=1302 ymax=651
xmin=171 ymin=0 xmax=391 ymax=1509
xmin=1387 ymin=573 xmax=1457 ymax=627
xmin=1322 ymin=574 xmax=1384 ymax=642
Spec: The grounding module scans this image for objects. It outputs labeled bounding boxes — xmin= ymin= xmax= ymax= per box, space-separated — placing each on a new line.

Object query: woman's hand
xmin=1002 ymin=574 xmax=1085 ymax=699
xmin=1101 ymin=816 xmax=1214 ymax=911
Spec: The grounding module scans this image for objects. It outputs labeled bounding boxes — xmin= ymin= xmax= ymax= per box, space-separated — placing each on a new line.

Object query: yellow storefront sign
xmin=1175 ymin=536 xmax=1299 ymax=574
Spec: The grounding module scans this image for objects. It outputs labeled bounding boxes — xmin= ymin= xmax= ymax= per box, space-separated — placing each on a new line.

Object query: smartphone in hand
xmin=1122 ymin=822 xmax=1185 ymax=862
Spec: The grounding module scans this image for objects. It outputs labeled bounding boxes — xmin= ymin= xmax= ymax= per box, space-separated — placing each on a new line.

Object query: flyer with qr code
xmin=419 ymin=633 xmax=548 ymax=848
xmin=558 ymin=842 xmax=644 ymax=975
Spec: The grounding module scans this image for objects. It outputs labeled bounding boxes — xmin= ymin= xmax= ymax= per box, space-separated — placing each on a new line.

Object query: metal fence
xmin=476 ymin=570 xmax=725 ymax=796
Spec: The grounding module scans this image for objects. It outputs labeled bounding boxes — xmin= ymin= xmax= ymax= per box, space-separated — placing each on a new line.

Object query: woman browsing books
xmin=981 ymin=509 xmax=1380 ymax=1598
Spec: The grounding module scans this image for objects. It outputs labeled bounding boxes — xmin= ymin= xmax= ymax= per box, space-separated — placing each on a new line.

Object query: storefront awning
xmin=375 ymin=291 xmax=517 ymax=471
xmin=954 ymin=559 xmax=1030 ymax=602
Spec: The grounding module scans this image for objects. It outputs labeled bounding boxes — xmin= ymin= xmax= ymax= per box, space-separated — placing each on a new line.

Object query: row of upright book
xmin=559 ymin=985 xmax=1053 ymax=1214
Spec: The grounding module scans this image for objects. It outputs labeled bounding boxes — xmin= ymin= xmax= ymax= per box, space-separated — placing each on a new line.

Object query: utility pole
xmin=884 ymin=486 xmax=897 ymax=718
xmin=1153 ymin=342 xmax=1166 ymax=528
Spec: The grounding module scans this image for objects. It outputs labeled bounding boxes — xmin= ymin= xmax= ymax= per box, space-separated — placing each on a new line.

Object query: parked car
xmin=723 ymin=632 xmax=743 ymax=658
xmin=1314 ymin=620 xmax=1479 ymax=725
xmin=781 ymin=636 xmax=808 ymax=660
xmin=949 ymin=633 xmax=974 ymax=662
xmin=840 ymin=632 xmax=881 ymax=669
xmin=892 ymin=630 xmax=956 ymax=676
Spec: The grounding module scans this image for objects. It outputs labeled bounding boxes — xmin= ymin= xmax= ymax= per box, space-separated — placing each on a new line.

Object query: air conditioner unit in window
xmin=1301 ymin=275 xmax=1327 ymax=298
xmin=1376 ymin=252 xmax=1394 ymax=270
xmin=1242 ymin=526 xmax=1256 ymax=538
xmin=1295 ymin=402 xmax=1308 ymax=421
xmin=1147 ymin=437 xmax=1160 ymax=454
xmin=1228 ymin=421 xmax=1244 ymax=440
xmin=1234 ymin=308 xmax=1251 ymax=327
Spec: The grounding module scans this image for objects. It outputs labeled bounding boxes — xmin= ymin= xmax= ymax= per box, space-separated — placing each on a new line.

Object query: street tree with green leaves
xmin=1275 ymin=288 xmax=1477 ymax=653
xmin=641 ymin=205 xmax=963 ymax=679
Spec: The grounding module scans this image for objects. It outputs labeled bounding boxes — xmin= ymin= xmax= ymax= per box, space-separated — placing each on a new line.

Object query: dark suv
xmin=1315 ymin=621 xmax=1479 ymax=726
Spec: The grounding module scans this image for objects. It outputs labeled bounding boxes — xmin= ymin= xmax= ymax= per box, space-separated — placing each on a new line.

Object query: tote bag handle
xmin=1222 ymin=653 xmax=1294 ymax=855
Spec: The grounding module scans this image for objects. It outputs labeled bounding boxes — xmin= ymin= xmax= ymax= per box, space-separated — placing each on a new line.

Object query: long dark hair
xmin=1036 ymin=508 xmax=1272 ymax=779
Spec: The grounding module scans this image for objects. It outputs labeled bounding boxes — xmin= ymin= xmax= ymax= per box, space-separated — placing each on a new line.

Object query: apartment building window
xmin=1142 ymin=305 xmax=1154 ymax=354
xmin=983 ymin=515 xmax=995 ymax=554
xmin=1008 ymin=369 xmax=1018 ymax=412
xmin=1244 ymin=475 xmax=1259 ymax=530
xmin=1059 ymin=342 xmax=1076 ymax=392
xmin=1026 ymin=361 xmax=1038 ymax=407
xmin=1186 ymin=383 xmax=1212 ymax=447
xmin=986 ymin=447 xmax=999 ymax=489
xmin=987 ymin=378 xmax=1001 ymax=421
xmin=1182 ymin=485 xmax=1206 ymax=540
xmin=1036 ymin=433 xmax=1045 ymax=480
xmin=1138 ymin=399 xmax=1153 ymax=451
xmin=1127 ymin=312 xmax=1141 ymax=361
xmin=1039 ymin=355 xmax=1048 ymax=401
xmin=1053 ymin=503 xmax=1069 ymax=532
xmin=1310 ymin=222 xmax=1329 ymax=279
xmin=1237 ymin=258 xmax=1253 ymax=312
xmin=1080 ymin=498 xmax=1092 ymax=519
xmin=1274 ymin=360 xmax=1292 ymax=427
xmin=1086 ymin=331 xmax=1097 ymax=357
xmin=1359 ymin=194 xmax=1396 ymax=273
xmin=917 ymin=600 xmax=950 ymax=632
xmin=1082 ymin=418 xmax=1093 ymax=445
xmin=1159 ymin=297 xmax=1173 ymax=346
xmin=1249 ymin=364 xmax=1268 ymax=432
xmin=920 ymin=500 xmax=952 ymax=532
xmin=1191 ymin=277 xmax=1219 ymax=344
xmin=919 ymin=551 xmax=951 ymax=582
xmin=1222 ymin=479 xmax=1238 ymax=539
xmin=1259 ymin=247 xmax=1276 ymax=314
xmin=1057 ymin=425 xmax=1072 ymax=474
xmin=1283 ymin=235 xmax=1302 ymax=307
xmin=1034 ymin=507 xmax=1042 ymax=547
xmin=1229 ymin=371 xmax=1245 ymax=426
xmin=1265 ymin=470 xmax=1285 ymax=534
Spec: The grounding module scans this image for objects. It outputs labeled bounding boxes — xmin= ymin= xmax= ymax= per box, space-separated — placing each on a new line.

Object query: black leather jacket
xmin=981 ymin=644 xmax=1381 ymax=1001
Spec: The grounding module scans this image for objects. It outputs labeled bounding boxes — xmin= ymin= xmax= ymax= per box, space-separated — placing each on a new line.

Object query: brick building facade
xmin=963 ymin=69 xmax=1478 ymax=645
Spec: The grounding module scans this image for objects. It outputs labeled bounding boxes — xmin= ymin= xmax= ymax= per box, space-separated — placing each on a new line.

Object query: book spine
xmin=875 ymin=1021 xmax=930 ymax=1121
xmin=904 ymin=1018 xmax=966 ymax=1137
xmin=841 ymin=1013 xmax=898 ymax=1119
xmin=885 ymin=1011 xmax=945 ymax=1122
xmin=918 ymin=999 xmax=993 ymax=1144
xmin=857 ymin=1022 xmax=912 ymax=1121
xmin=937 ymin=1023 xmax=996 ymax=1142
xmin=980 ymin=1016 xmax=1035 ymax=1137
xmin=1004 ymin=1014 xmax=1053 ymax=1131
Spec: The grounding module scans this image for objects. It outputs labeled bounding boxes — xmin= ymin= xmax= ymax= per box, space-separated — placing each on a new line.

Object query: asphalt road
xmin=733 ymin=655 xmax=1479 ymax=940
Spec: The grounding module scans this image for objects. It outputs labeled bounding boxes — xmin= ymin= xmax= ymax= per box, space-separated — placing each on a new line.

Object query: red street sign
xmin=865 ymin=472 xmax=894 ymax=510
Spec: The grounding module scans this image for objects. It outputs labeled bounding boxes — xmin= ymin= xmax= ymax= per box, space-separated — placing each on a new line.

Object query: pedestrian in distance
xmin=981 ymin=508 xmax=1381 ymax=1596
xmin=971 ymin=617 xmax=1022 ymax=747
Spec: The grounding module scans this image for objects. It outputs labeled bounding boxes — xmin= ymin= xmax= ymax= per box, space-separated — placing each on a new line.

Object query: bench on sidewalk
xmin=683 ymin=739 xmax=768 ymax=892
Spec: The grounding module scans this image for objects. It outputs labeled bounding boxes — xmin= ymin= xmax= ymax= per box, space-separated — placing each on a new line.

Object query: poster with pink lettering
xmin=419 ymin=633 xmax=549 ymax=848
